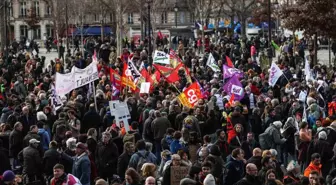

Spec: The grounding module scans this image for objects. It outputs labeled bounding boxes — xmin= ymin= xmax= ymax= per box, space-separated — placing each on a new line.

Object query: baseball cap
xmin=29 ymin=139 xmax=40 ymax=144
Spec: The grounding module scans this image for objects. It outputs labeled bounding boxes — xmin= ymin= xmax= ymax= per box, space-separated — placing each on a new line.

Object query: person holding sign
xmin=162 ymin=154 xmax=188 ymax=185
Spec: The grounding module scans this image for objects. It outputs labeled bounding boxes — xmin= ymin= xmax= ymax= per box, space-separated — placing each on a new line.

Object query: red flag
xmin=109 ymin=68 xmax=121 ymax=89
xmin=121 ymin=62 xmax=136 ymax=90
xmin=226 ymin=56 xmax=234 ymax=68
xmin=177 ymin=82 xmax=203 ymax=108
xmin=158 ymin=31 xmax=163 ymax=40
xmin=228 ymin=94 xmax=235 ymax=106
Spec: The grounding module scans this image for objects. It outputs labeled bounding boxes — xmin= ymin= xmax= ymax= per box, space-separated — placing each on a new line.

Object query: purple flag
xmin=223 ymin=65 xmax=244 ymax=79
xmin=223 ymin=75 xmax=245 ymax=101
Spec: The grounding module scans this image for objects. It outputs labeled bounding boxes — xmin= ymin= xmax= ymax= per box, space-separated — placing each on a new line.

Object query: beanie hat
xmin=2 ymin=170 xmax=15 ymax=182
xmin=318 ymin=131 xmax=327 ymax=140
xmin=203 ymin=174 xmax=215 ymax=185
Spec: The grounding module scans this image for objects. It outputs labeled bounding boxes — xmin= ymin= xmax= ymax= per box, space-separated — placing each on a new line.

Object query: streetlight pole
xmin=267 ymin=0 xmax=272 ymax=65
xmin=65 ymin=1 xmax=69 ymax=53
xmin=147 ymin=0 xmax=152 ymax=64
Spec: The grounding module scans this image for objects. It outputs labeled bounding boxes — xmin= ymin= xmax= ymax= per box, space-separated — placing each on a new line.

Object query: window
xmin=46 ymin=25 xmax=54 ymax=38
xmin=94 ymin=14 xmax=97 ymax=22
xmin=161 ymin=12 xmax=167 ymax=24
xmin=127 ymin=13 xmax=133 ymax=24
xmin=20 ymin=25 xmax=28 ymax=37
xmin=180 ymin=12 xmax=185 ymax=24
xmin=33 ymin=26 xmax=41 ymax=39
xmin=34 ymin=1 xmax=40 ymax=16
xmin=46 ymin=5 xmax=52 ymax=16
xmin=20 ymin=2 xmax=27 ymax=17
xmin=109 ymin=13 xmax=113 ymax=23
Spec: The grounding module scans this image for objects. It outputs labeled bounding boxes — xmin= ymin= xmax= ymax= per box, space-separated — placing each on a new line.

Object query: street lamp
xmin=267 ymin=0 xmax=278 ymax=65
xmin=146 ymin=0 xmax=152 ymax=64
xmin=174 ymin=3 xmax=178 ymax=28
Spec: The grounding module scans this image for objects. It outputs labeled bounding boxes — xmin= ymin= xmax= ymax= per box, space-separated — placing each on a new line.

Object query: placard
xmin=171 ymin=166 xmax=189 ymax=185
xmin=140 ymin=82 xmax=151 ymax=94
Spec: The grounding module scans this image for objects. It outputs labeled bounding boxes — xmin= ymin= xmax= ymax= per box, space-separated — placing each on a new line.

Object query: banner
xmin=153 ymin=50 xmax=170 ymax=65
xmin=73 ymin=62 xmax=99 ymax=88
xmin=55 ymin=72 xmax=76 ymax=96
xmin=55 ymin=62 xmax=99 ymax=96
xmin=122 ymin=59 xmax=142 ymax=90
xmin=177 ymin=82 xmax=202 ymax=108
xmin=223 ymin=65 xmax=244 ymax=79
xmin=170 ymin=166 xmax=189 ymax=185
xmin=268 ymin=62 xmax=283 ymax=87
xmin=223 ymin=75 xmax=245 ymax=101
xmin=207 ymin=53 xmax=220 ymax=72
xmin=51 ymin=84 xmax=63 ymax=115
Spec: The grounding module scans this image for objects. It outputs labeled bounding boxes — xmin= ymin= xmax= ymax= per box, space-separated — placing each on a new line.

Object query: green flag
xmin=271 ymin=40 xmax=280 ymax=51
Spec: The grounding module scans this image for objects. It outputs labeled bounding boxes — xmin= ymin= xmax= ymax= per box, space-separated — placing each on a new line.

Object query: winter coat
xmin=81 ymin=110 xmax=101 ymax=133
xmin=37 ymin=129 xmax=49 ymax=151
xmin=142 ymin=112 xmax=155 ymax=142
xmin=9 ymin=129 xmax=23 ymax=157
xmin=235 ymin=174 xmax=261 ymax=185
xmin=247 ymin=156 xmax=262 ymax=170
xmin=264 ymin=124 xmax=286 ymax=149
xmin=0 ymin=107 xmax=13 ymax=123
xmin=19 ymin=114 xmax=36 ymax=136
xmin=117 ymin=152 xmax=132 ymax=180
xmin=23 ymin=132 xmax=40 ymax=148
xmin=170 ymin=139 xmax=185 ymax=154
xmin=43 ymin=147 xmax=73 ymax=176
xmin=72 ymin=153 xmax=91 ymax=185
xmin=128 ymin=150 xmax=157 ymax=169
xmin=95 ymin=140 xmax=119 ymax=176
xmin=224 ymin=155 xmax=244 ymax=185
xmin=151 ymin=117 xmax=171 ymax=140
xmin=214 ymin=139 xmax=230 ymax=162
xmin=0 ymin=147 xmax=11 ymax=174
xmin=21 ymin=145 xmax=43 ymax=175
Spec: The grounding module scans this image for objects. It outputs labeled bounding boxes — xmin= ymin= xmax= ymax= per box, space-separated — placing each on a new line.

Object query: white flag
xmin=206 ymin=53 xmax=221 ymax=72
xmin=153 ymin=50 xmax=170 ymax=65
xmin=268 ymin=62 xmax=283 ymax=87
xmin=305 ymin=57 xmax=313 ymax=82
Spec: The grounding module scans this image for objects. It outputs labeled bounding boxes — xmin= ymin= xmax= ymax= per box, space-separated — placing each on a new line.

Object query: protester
xmin=1 ymin=28 xmax=335 ymax=185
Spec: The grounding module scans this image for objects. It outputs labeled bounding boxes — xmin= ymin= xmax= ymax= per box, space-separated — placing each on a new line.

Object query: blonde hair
xmin=141 ymin=163 xmax=156 ymax=177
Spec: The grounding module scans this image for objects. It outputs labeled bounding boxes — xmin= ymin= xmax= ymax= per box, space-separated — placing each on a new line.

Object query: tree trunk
xmin=314 ymin=33 xmax=318 ymax=65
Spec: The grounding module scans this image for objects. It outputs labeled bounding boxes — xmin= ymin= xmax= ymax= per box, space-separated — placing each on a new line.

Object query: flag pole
xmin=91 ymin=81 xmax=98 ymax=112
xmin=282 ymin=74 xmax=290 ymax=83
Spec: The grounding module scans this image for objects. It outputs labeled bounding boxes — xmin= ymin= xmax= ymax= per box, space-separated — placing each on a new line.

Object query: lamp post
xmin=267 ymin=0 xmax=278 ymax=65
xmin=146 ymin=0 xmax=152 ymax=64
xmin=174 ymin=3 xmax=178 ymax=28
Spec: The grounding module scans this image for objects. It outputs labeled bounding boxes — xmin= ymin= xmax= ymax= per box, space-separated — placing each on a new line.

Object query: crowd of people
xmin=0 ymin=31 xmax=335 ymax=185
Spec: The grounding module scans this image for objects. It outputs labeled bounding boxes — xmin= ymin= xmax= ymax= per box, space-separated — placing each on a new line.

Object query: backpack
xmin=123 ymin=132 xmax=135 ymax=144
xmin=259 ymin=130 xmax=272 ymax=150
xmin=136 ymin=151 xmax=150 ymax=173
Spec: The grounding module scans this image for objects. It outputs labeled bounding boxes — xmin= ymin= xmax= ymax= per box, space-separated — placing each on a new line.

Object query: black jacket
xmin=81 ymin=110 xmax=101 ymax=133
xmin=23 ymin=132 xmax=40 ymax=148
xmin=9 ymin=129 xmax=23 ymax=157
xmin=43 ymin=147 xmax=73 ymax=176
xmin=0 ymin=147 xmax=11 ymax=174
xmin=95 ymin=140 xmax=119 ymax=175
xmin=117 ymin=152 xmax=132 ymax=180
xmin=20 ymin=145 xmax=43 ymax=175
xmin=247 ymin=156 xmax=262 ymax=170
xmin=236 ymin=174 xmax=261 ymax=185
